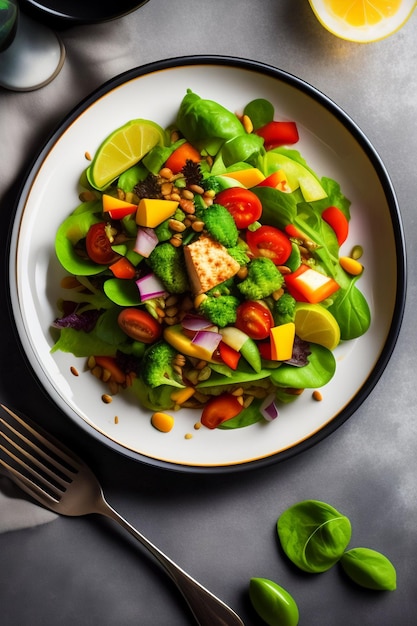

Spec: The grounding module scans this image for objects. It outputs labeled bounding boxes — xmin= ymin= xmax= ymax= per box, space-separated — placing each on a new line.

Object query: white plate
xmin=8 ymin=56 xmax=406 ymax=471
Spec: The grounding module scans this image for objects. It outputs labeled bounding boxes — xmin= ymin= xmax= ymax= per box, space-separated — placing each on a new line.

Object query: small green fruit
xmin=249 ymin=578 xmax=299 ymax=626
xmin=340 ymin=547 xmax=397 ymax=591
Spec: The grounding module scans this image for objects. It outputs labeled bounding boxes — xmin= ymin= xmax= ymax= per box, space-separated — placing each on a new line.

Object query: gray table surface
xmin=1 ymin=1 xmax=416 ymax=624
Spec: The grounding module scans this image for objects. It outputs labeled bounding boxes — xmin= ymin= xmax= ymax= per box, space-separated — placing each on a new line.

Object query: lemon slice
xmin=87 ymin=119 xmax=166 ymax=190
xmin=294 ymin=302 xmax=341 ymax=351
xmin=308 ymin=0 xmax=416 ymax=43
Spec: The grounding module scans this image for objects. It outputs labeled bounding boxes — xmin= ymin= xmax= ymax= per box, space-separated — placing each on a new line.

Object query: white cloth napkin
xmin=0 ymin=475 xmax=57 ymax=533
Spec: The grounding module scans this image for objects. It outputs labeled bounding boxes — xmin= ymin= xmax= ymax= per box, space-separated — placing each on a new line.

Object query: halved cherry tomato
xmin=118 ymin=308 xmax=162 ymax=344
xmin=236 ymin=301 xmax=274 ymax=340
xmin=85 ymin=222 xmax=120 ymax=265
xmin=218 ymin=341 xmax=241 ymax=370
xmin=246 ymin=225 xmax=292 ymax=265
xmin=165 ymin=142 xmax=201 ymax=173
xmin=322 ymin=206 xmax=349 ymax=246
xmin=215 ymin=188 xmax=262 ymax=229
xmin=201 ymin=393 xmax=243 ymax=429
xmin=109 ymin=257 xmax=137 ymax=280
xmin=255 ymin=121 xmax=299 ymax=150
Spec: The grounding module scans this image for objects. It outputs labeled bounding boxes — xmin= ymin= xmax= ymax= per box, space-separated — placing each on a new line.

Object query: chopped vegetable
xmin=201 ymin=393 xmax=243 ymax=429
xmin=118 ymin=308 xmax=162 ymax=344
xmin=246 ymin=224 xmax=292 ymax=265
xmin=238 ymin=257 xmax=284 ymax=300
xmin=202 ymin=203 xmax=239 ymax=247
xmin=197 ymin=294 xmax=240 ymax=328
xmin=285 ymin=264 xmax=340 ymax=303
xmin=322 ymin=205 xmax=349 ymax=246
xmin=255 ymin=120 xmax=299 ymax=150
xmin=141 ymin=341 xmax=185 ymax=388
xmin=148 ymin=243 xmax=190 ymax=294
xmin=164 ymin=142 xmax=201 ymax=173
xmin=215 ymin=188 xmax=263 ymax=229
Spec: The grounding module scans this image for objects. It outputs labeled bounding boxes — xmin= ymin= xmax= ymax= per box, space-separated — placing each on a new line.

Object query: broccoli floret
xmin=198 ymin=294 xmax=240 ymax=327
xmin=148 ymin=243 xmax=190 ymax=293
xmin=206 ymin=277 xmax=236 ymax=298
xmin=201 ymin=176 xmax=223 ymax=194
xmin=226 ymin=239 xmax=250 ymax=266
xmin=203 ymin=203 xmax=238 ymax=247
xmin=141 ymin=340 xmax=185 ymax=388
xmin=273 ymin=293 xmax=296 ymax=325
xmin=238 ymin=257 xmax=284 ymax=300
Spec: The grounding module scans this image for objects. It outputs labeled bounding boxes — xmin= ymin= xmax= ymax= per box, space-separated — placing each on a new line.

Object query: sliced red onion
xmin=136 ymin=273 xmax=168 ymax=301
xmin=191 ymin=329 xmax=222 ymax=354
xmin=260 ymin=394 xmax=279 ymax=421
xmin=134 ymin=227 xmax=158 ymax=257
xmin=182 ymin=314 xmax=215 ymax=332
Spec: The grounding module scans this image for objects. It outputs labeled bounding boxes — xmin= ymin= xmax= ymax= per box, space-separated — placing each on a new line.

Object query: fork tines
xmin=0 ymin=404 xmax=78 ymax=503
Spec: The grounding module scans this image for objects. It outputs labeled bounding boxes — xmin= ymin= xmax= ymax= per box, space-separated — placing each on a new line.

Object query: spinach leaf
xmin=243 ymin=98 xmax=274 ymax=130
xmin=103 ymin=278 xmax=141 ymax=306
xmin=176 ymin=90 xmax=245 ymax=156
xmin=55 ymin=205 xmax=103 ymax=276
xmin=269 ymin=343 xmax=336 ymax=388
xmin=220 ymin=133 xmax=264 ymax=167
xmin=340 ymin=548 xmax=396 ymax=591
xmin=277 ymin=500 xmax=352 ymax=573
xmin=328 ymin=277 xmax=371 ymax=339
xmin=253 ymin=186 xmax=301 ymax=229
xmin=51 ymin=326 xmax=132 ymax=358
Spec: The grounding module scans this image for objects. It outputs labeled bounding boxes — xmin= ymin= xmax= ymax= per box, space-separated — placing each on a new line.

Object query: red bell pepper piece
xmin=255 ymin=121 xmax=299 ymax=150
xmin=285 ymin=264 xmax=339 ymax=304
xmin=322 ymin=206 xmax=349 ymax=246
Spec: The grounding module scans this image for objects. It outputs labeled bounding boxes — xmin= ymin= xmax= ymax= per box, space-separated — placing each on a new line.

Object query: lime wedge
xmin=87 ymin=119 xmax=166 ymax=190
xmin=294 ymin=302 xmax=340 ymax=351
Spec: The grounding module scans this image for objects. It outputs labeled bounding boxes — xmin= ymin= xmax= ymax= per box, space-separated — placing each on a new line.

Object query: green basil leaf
xmin=243 ymin=99 xmax=274 ymax=130
xmin=249 ymin=578 xmax=299 ymax=626
xmin=269 ymin=344 xmax=336 ymax=389
xmin=277 ymin=500 xmax=351 ymax=573
xmin=340 ymin=548 xmax=396 ymax=591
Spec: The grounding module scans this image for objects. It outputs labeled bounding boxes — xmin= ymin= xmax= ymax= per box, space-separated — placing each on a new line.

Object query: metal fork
xmin=0 ymin=404 xmax=245 ymax=626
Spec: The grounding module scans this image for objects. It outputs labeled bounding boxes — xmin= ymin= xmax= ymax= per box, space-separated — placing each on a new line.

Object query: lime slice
xmin=87 ymin=119 xmax=166 ymax=190
xmin=308 ymin=0 xmax=415 ymax=43
xmin=294 ymin=302 xmax=341 ymax=351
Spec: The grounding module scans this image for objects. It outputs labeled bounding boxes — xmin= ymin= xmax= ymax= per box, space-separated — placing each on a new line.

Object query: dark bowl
xmin=20 ymin=0 xmax=150 ymax=29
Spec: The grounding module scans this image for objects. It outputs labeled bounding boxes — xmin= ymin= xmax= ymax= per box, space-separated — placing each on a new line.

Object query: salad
xmin=52 ymin=90 xmax=371 ymax=431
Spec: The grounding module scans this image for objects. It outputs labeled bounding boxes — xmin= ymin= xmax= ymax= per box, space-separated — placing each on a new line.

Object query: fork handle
xmin=96 ymin=497 xmax=245 ymax=626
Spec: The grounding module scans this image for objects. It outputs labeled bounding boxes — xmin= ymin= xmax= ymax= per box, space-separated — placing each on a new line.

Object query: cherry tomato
xmin=236 ymin=301 xmax=274 ymax=340
xmin=215 ymin=188 xmax=262 ymax=229
xmin=201 ymin=393 xmax=243 ymax=429
xmin=246 ymin=225 xmax=292 ymax=265
xmin=255 ymin=121 xmax=299 ymax=150
xmin=118 ymin=308 xmax=162 ymax=344
xmin=85 ymin=222 xmax=120 ymax=265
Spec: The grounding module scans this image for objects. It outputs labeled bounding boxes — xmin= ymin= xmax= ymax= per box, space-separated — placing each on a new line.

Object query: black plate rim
xmin=6 ymin=55 xmax=407 ymax=473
